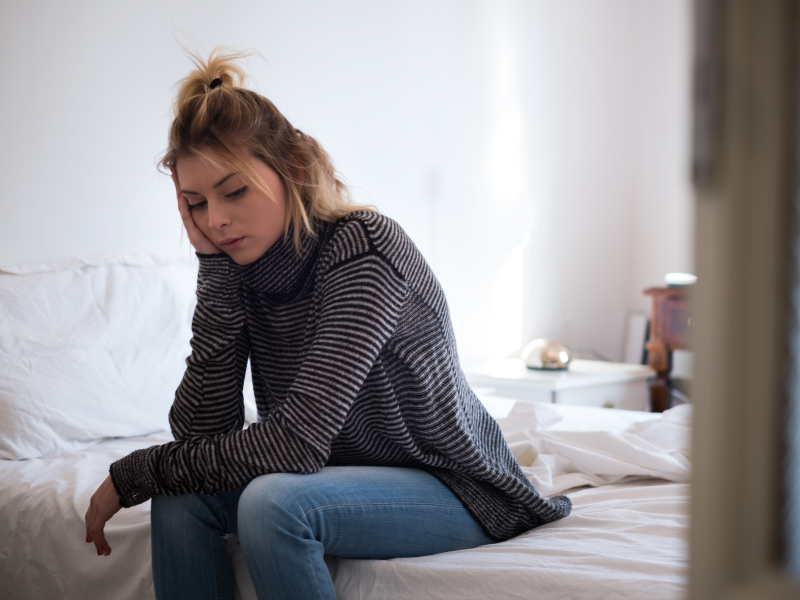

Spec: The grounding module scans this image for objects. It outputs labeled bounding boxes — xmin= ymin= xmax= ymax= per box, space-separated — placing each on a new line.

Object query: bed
xmin=0 ymin=255 xmax=691 ymax=600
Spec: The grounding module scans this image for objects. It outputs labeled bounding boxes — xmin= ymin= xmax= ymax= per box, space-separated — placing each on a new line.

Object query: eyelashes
xmin=226 ymin=185 xmax=248 ymax=199
xmin=186 ymin=200 xmax=207 ymax=211
xmin=186 ymin=186 xmax=248 ymax=211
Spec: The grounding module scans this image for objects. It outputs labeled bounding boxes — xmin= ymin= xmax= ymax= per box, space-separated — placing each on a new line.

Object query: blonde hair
xmin=160 ymin=48 xmax=373 ymax=252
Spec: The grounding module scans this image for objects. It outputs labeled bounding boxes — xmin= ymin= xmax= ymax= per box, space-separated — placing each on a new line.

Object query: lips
xmin=220 ymin=237 xmax=245 ymax=250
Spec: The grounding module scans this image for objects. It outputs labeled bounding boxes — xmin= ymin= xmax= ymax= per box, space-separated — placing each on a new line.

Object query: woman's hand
xmin=85 ymin=475 xmax=122 ymax=556
xmin=171 ymin=169 xmax=221 ymax=255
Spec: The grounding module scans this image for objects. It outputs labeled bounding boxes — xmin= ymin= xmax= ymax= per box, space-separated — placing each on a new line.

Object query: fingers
xmin=175 ymin=190 xmax=191 ymax=222
xmin=173 ymin=185 xmax=195 ymax=226
xmin=176 ymin=193 xmax=203 ymax=239
xmin=170 ymin=168 xmax=221 ymax=255
xmin=171 ymin=170 xmax=193 ymax=227
xmin=86 ymin=511 xmax=112 ymax=555
xmin=91 ymin=527 xmax=112 ymax=556
xmin=85 ymin=505 xmax=108 ymax=555
xmin=174 ymin=187 xmax=221 ymax=255
xmin=174 ymin=188 xmax=196 ymax=227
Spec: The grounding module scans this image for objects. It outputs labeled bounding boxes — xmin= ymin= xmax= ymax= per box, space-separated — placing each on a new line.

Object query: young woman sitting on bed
xmin=82 ymin=48 xmax=572 ymax=600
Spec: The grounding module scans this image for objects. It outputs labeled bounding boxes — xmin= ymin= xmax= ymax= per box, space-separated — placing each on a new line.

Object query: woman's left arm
xmin=106 ymin=251 xmax=407 ymax=507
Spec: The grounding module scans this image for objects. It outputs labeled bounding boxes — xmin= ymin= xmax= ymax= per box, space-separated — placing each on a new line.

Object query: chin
xmin=229 ymin=254 xmax=252 ymax=266
xmin=227 ymin=249 xmax=263 ymax=266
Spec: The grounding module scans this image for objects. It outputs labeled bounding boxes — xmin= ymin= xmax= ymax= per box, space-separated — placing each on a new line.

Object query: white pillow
xmin=0 ymin=254 xmax=198 ymax=459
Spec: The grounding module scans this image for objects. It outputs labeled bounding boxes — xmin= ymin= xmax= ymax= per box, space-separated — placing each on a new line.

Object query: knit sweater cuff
xmin=109 ymin=448 xmax=158 ymax=508
xmin=195 ymin=253 xmax=244 ymax=304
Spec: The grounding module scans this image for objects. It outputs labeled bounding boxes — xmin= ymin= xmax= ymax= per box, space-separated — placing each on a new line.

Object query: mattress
xmin=0 ymin=403 xmax=689 ymax=600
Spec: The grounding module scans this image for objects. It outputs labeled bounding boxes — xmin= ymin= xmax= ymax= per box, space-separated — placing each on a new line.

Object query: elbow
xmin=302 ymin=446 xmax=329 ymax=474
xmin=168 ymin=407 xmax=191 ymax=442
xmin=305 ymin=456 xmax=326 ymax=474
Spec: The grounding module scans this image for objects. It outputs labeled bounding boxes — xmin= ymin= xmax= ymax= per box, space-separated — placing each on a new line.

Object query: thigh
xmin=239 ymin=466 xmax=493 ymax=559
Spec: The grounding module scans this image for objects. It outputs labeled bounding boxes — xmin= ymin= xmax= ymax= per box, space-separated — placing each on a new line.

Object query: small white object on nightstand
xmin=465 ymin=359 xmax=655 ymax=411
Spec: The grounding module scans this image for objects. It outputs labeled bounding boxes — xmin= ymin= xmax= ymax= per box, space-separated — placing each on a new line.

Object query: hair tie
xmin=209 ymin=77 xmax=223 ymax=90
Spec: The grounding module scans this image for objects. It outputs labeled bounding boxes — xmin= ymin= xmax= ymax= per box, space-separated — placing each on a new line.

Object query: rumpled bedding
xmin=500 ymin=401 xmax=691 ymax=495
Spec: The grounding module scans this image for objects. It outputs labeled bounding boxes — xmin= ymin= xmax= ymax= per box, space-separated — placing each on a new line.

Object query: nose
xmin=207 ymin=200 xmax=231 ymax=231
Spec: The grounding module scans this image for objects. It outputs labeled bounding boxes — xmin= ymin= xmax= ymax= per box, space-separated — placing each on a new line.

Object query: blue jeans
xmin=151 ymin=466 xmax=493 ymax=600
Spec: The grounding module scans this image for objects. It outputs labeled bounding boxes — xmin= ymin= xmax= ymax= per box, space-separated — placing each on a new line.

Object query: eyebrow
xmin=180 ymin=173 xmax=236 ymax=195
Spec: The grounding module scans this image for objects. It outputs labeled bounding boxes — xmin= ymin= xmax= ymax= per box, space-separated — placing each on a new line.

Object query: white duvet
xmin=0 ymin=403 xmax=691 ymax=600
xmin=501 ymin=401 xmax=691 ymax=496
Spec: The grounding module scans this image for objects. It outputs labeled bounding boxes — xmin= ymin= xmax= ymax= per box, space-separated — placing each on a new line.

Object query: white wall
xmin=514 ymin=0 xmax=695 ymax=361
xmin=0 ymin=0 xmax=692 ymax=366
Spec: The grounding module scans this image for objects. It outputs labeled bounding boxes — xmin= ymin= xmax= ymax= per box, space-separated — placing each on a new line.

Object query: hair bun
xmin=173 ymin=47 xmax=256 ymax=115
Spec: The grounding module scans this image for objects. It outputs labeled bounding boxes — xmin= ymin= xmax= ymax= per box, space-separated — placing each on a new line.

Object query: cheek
xmin=254 ymin=198 xmax=285 ymax=228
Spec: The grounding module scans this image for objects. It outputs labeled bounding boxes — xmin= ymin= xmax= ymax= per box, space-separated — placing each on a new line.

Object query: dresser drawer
xmin=556 ymin=381 xmax=649 ymax=411
xmin=465 ymin=359 xmax=654 ymax=411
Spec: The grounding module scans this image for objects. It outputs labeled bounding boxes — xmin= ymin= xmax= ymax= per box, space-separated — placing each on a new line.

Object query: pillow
xmin=0 ymin=254 xmax=198 ymax=459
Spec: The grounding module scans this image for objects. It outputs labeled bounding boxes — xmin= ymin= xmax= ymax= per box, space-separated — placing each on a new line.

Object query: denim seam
xmin=307 ymin=535 xmax=331 ymax=599
xmin=211 ymin=501 xmax=240 ymax=532
xmin=302 ymin=502 xmax=464 ymax=519
xmin=211 ymin=530 xmax=225 ymax=600
xmin=212 ymin=501 xmax=240 ymax=514
xmin=294 ymin=509 xmax=334 ymax=599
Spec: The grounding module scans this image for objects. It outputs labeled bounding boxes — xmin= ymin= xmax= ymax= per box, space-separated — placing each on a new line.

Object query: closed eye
xmin=187 ymin=200 xmax=207 ymax=211
xmin=225 ymin=186 xmax=248 ymax=199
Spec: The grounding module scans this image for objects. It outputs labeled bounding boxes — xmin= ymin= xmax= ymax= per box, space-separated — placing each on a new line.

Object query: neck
xmin=242 ymin=219 xmax=333 ymax=295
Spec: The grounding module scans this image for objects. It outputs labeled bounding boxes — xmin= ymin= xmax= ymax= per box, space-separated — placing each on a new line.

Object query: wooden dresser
xmin=643 ymin=286 xmax=692 ymax=412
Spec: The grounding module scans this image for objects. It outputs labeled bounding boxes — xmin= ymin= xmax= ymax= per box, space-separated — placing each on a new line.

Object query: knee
xmin=151 ymin=493 xmax=215 ymax=538
xmin=238 ymin=473 xmax=309 ymax=530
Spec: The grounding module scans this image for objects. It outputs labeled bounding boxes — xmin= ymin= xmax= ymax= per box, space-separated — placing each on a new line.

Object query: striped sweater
xmin=110 ymin=211 xmax=571 ymax=541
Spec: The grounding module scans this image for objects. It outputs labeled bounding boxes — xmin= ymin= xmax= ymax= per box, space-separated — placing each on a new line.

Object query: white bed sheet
xmin=323 ymin=481 xmax=688 ymax=600
xmin=0 ymin=404 xmax=689 ymax=600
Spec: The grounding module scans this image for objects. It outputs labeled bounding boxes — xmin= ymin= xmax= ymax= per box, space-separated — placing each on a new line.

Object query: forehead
xmin=176 ymin=154 xmax=232 ymax=186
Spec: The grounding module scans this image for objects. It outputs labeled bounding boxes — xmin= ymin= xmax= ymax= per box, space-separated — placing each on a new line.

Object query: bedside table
xmin=464 ymin=359 xmax=655 ymax=411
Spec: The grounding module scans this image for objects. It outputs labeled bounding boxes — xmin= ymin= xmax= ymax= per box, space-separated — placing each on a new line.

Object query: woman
xmin=84 ymin=49 xmax=571 ymax=600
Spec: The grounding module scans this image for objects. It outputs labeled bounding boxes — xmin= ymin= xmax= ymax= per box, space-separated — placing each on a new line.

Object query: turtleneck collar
xmin=242 ymin=219 xmax=334 ymax=297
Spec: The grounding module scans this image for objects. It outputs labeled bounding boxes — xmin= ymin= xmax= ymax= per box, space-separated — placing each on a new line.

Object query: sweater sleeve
xmin=109 ymin=251 xmax=407 ymax=507
xmin=168 ymin=253 xmax=249 ymax=441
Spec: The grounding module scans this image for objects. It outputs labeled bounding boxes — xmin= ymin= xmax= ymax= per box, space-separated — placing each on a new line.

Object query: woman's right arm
xmin=169 ymin=253 xmax=249 ymax=441
xmin=168 ymin=171 xmax=249 ymax=440
xmin=98 ymin=174 xmax=248 ymax=520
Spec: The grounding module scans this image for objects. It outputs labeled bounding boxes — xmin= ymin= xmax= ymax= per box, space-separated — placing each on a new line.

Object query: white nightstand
xmin=465 ymin=359 xmax=655 ymax=411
